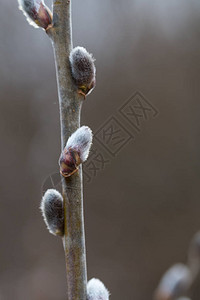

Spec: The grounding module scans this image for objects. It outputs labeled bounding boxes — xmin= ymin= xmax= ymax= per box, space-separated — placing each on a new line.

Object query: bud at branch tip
xmin=18 ymin=0 xmax=52 ymax=30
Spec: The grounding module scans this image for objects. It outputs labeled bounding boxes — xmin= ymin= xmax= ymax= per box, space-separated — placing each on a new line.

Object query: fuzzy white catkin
xmin=69 ymin=46 xmax=96 ymax=86
xmin=18 ymin=0 xmax=40 ymax=28
xmin=40 ymin=189 xmax=64 ymax=236
xmin=156 ymin=264 xmax=192 ymax=299
xmin=189 ymin=231 xmax=200 ymax=259
xmin=18 ymin=0 xmax=52 ymax=29
xmin=87 ymin=278 xmax=110 ymax=300
xmin=176 ymin=298 xmax=191 ymax=300
xmin=66 ymin=126 xmax=93 ymax=162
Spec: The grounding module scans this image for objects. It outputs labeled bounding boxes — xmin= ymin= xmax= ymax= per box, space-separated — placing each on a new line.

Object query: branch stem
xmin=48 ymin=1 xmax=87 ymax=299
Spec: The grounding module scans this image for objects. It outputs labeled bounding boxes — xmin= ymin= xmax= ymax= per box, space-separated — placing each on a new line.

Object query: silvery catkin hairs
xmin=40 ymin=189 xmax=64 ymax=237
xmin=59 ymin=126 xmax=93 ymax=177
xmin=18 ymin=0 xmax=52 ymax=29
xmin=87 ymin=278 xmax=110 ymax=300
xmin=69 ymin=47 xmax=96 ymax=97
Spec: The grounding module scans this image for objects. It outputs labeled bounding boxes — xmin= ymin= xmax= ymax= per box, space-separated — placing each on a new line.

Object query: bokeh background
xmin=0 ymin=0 xmax=200 ymax=299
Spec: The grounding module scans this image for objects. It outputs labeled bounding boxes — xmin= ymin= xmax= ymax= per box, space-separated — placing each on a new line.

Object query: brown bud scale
xmin=59 ymin=148 xmax=81 ymax=177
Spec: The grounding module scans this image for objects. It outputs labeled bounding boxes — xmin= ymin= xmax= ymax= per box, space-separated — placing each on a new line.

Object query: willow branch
xmin=47 ymin=1 xmax=87 ymax=299
xmin=18 ymin=0 xmax=109 ymax=298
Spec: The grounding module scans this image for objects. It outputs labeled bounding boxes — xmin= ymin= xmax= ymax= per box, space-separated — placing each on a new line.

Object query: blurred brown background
xmin=1 ymin=0 xmax=200 ymax=299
